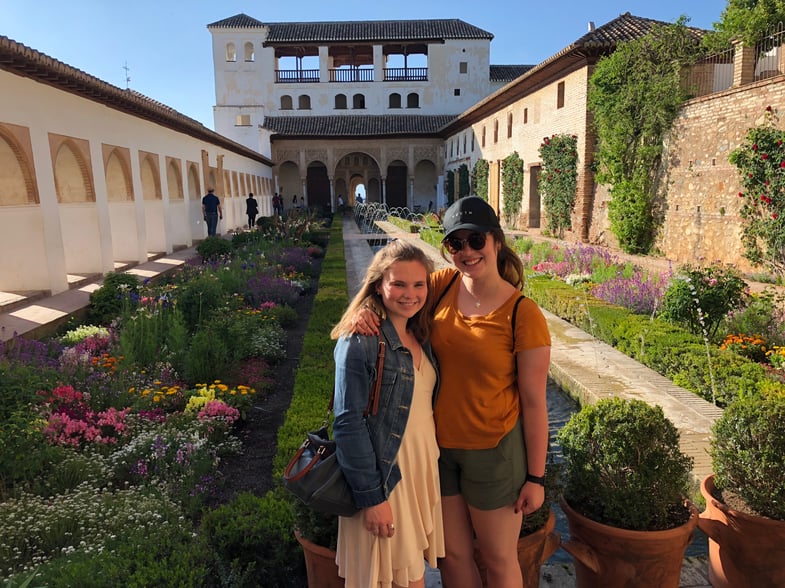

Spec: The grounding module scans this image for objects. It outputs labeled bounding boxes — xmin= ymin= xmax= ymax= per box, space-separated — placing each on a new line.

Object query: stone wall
xmin=587 ymin=75 xmax=785 ymax=274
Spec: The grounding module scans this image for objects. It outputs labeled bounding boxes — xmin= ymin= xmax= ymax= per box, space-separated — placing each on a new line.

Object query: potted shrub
xmin=556 ymin=398 xmax=698 ymax=588
xmin=698 ymin=393 xmax=785 ymax=588
xmin=292 ymin=503 xmax=343 ymax=588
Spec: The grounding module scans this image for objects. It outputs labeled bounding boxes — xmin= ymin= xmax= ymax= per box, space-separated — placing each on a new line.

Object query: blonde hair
xmin=331 ymin=239 xmax=434 ymax=341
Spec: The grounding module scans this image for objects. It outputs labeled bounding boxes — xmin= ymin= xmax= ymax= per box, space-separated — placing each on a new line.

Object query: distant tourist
xmin=202 ymin=188 xmax=222 ymax=236
xmin=246 ymin=192 xmax=258 ymax=229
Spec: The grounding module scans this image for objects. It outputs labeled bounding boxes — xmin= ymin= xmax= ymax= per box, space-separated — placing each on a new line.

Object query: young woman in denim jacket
xmin=331 ymin=239 xmax=445 ymax=588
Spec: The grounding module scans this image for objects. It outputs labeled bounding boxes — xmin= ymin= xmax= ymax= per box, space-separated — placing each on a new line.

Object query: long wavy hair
xmin=331 ymin=239 xmax=435 ymax=341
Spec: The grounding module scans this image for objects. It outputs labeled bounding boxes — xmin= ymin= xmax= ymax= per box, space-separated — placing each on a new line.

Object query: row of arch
xmin=280 ymin=92 xmax=421 ymax=111
xmin=0 ymin=123 xmax=270 ymax=292
xmin=274 ymin=150 xmax=439 ymax=213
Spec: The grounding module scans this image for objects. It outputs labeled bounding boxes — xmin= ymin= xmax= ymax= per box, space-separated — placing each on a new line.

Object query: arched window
xmin=244 ymin=42 xmax=254 ymax=62
xmin=389 ymin=93 xmax=402 ymax=109
xmin=406 ymin=93 xmax=419 ymax=108
xmin=298 ymin=95 xmax=311 ymax=110
xmin=226 ymin=43 xmax=236 ymax=62
xmin=353 ymin=93 xmax=365 ymax=109
xmin=280 ymin=95 xmax=293 ymax=110
xmin=335 ymin=94 xmax=347 ymax=109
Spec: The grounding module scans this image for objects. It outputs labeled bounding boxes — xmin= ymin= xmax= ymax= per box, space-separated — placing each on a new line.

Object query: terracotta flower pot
xmin=698 ymin=474 xmax=785 ymax=588
xmin=561 ymin=498 xmax=698 ymax=588
xmin=474 ymin=508 xmax=561 ymax=587
xmin=294 ymin=529 xmax=343 ymax=588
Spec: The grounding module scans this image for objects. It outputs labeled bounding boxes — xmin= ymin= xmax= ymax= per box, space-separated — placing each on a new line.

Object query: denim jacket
xmin=332 ymin=319 xmax=439 ymax=508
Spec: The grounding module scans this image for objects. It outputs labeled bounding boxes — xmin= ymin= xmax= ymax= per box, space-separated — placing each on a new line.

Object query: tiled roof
xmin=208 ymin=15 xmax=493 ymax=42
xmin=0 ymin=35 xmax=272 ymax=166
xmin=207 ymin=13 xmax=265 ymax=29
xmin=564 ymin=12 xmax=704 ymax=55
xmin=490 ymin=65 xmax=534 ymax=83
xmin=440 ymin=12 xmax=708 ymax=134
xmin=263 ymin=115 xmax=458 ymax=137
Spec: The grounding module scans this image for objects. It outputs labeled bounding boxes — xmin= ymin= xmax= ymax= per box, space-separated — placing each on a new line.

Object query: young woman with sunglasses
xmin=355 ymin=196 xmax=551 ymax=588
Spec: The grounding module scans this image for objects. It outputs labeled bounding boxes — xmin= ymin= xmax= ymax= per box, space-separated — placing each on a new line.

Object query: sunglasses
xmin=443 ymin=232 xmax=487 ymax=254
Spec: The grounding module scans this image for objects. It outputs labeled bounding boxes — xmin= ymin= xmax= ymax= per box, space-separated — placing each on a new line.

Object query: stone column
xmin=733 ymin=40 xmax=755 ymax=87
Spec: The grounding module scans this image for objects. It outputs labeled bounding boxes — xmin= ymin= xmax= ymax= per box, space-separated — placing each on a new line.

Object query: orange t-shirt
xmin=430 ymin=269 xmax=551 ymax=449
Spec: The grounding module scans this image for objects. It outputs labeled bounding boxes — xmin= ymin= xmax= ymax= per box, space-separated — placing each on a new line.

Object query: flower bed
xmin=0 ymin=215 xmax=329 ymax=584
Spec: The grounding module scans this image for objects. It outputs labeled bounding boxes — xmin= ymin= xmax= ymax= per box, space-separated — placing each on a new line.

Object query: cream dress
xmin=336 ymin=355 xmax=445 ymax=587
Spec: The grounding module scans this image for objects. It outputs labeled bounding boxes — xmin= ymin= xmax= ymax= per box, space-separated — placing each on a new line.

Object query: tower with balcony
xmin=208 ymin=14 xmax=497 ymax=211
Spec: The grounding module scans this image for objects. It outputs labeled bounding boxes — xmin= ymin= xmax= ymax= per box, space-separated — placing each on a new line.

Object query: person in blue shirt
xmin=201 ymin=188 xmax=222 ymax=236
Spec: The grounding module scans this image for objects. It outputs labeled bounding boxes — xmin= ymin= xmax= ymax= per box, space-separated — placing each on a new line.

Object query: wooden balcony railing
xmin=275 ymin=69 xmax=320 ymax=83
xmin=384 ymin=67 xmax=428 ymax=81
xmin=329 ymin=68 xmax=374 ymax=82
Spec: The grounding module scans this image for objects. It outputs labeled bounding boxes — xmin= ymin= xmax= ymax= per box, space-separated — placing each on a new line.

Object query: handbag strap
xmin=328 ymin=334 xmax=386 ymax=418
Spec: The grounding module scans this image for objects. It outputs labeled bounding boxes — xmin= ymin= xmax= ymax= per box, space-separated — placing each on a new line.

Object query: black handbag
xmin=283 ymin=337 xmax=386 ymax=517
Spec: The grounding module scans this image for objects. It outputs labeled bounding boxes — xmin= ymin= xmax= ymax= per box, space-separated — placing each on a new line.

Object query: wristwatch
xmin=525 ymin=473 xmax=546 ymax=487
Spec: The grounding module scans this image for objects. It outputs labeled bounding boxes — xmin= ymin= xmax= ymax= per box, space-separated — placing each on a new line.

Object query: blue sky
xmin=3 ymin=0 xmax=727 ymax=129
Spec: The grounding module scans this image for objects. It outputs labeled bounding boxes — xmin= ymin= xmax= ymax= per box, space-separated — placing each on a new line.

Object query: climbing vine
xmin=501 ymin=152 xmax=524 ymax=226
xmin=458 ymin=164 xmax=470 ymax=199
xmin=472 ymin=159 xmax=489 ymax=201
xmin=445 ymin=170 xmax=455 ymax=206
xmin=539 ymin=134 xmax=578 ymax=238
xmin=588 ymin=19 xmax=701 ymax=254
xmin=729 ymin=106 xmax=785 ymax=278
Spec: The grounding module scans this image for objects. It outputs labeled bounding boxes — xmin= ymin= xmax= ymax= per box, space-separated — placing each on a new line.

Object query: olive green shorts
xmin=438 ymin=420 xmax=527 ymax=510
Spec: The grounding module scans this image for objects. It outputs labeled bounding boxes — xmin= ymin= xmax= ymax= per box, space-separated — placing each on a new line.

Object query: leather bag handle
xmin=328 ymin=335 xmax=385 ymax=417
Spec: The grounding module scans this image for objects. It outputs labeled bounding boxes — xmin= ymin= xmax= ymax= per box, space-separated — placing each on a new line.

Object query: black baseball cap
xmin=442 ymin=196 xmax=501 ymax=237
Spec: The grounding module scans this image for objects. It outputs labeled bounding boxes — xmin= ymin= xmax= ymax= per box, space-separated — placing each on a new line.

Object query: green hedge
xmin=524 ymin=275 xmax=780 ymax=407
xmin=273 ymin=222 xmax=349 ymax=549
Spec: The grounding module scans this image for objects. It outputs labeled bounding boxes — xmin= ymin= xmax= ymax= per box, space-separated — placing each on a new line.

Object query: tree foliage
xmin=501 ymin=152 xmax=524 ymax=226
xmin=703 ymin=0 xmax=785 ymax=51
xmin=588 ymin=19 xmax=702 ymax=254
xmin=472 ymin=159 xmax=489 ymax=201
xmin=539 ymin=134 xmax=579 ymax=238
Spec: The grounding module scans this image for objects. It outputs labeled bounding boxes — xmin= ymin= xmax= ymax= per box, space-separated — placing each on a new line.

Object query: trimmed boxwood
xmin=711 ymin=394 xmax=785 ymax=521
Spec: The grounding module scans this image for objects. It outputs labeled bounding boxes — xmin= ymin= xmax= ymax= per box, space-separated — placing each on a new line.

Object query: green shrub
xmin=0 ymin=411 xmax=69 ymax=498
xmin=660 ymin=264 xmax=747 ymax=340
xmin=557 ymin=398 xmax=693 ymax=531
xmin=26 ymin=521 xmax=209 ymax=588
xmin=196 ymin=236 xmax=231 ymax=261
xmin=199 ymin=492 xmax=303 ymax=587
xmin=711 ymin=394 xmax=785 ymax=520
xmin=176 ymin=273 xmax=225 ymax=333
xmin=184 ymin=328 xmax=230 ymax=385
xmin=88 ymin=272 xmax=140 ymax=325
xmin=118 ymin=305 xmax=188 ymax=370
